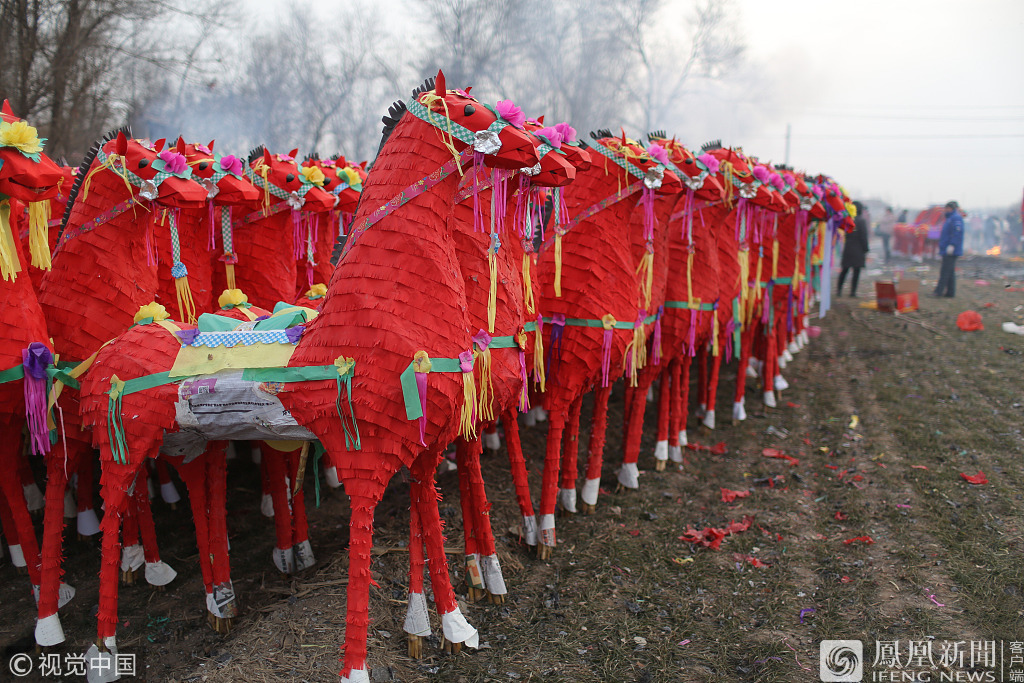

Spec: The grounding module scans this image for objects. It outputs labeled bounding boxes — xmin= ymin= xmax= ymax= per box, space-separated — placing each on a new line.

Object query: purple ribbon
xmin=286 ymin=325 xmax=306 ymax=343
xmin=176 ymin=328 xmax=200 ymax=345
xmin=22 ymin=343 xmax=52 ymax=456
xmin=546 ymin=313 xmax=566 ymax=386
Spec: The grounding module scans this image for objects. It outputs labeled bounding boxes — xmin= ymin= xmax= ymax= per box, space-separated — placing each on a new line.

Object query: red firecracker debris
xmin=960 ymin=471 xmax=988 ymax=485
xmin=720 ymin=488 xmax=751 ymax=503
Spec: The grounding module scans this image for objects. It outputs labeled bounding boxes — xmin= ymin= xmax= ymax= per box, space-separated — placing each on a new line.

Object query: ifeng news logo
xmin=821 ymin=640 xmax=865 ymax=682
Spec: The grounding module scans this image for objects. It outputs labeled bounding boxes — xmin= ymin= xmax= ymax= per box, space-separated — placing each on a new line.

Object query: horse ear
xmin=288 ymin=148 xmax=299 ymax=160
xmin=153 ymin=138 xmax=166 ymax=152
xmin=1 ymin=100 xmax=13 ymax=116
xmin=263 ymin=149 xmax=274 ymax=167
xmin=435 ymin=69 xmax=446 ymax=97
xmin=207 ymin=139 xmax=215 ymax=151
xmin=464 ymin=86 xmax=472 ymax=94
xmin=620 ymin=128 xmax=627 ymax=145
xmin=537 ymin=115 xmax=545 ymax=124
xmin=115 ymin=132 xmax=129 ymax=156
xmin=176 ymin=137 xmax=186 ymax=154
xmin=359 ymin=160 xmax=367 ymax=169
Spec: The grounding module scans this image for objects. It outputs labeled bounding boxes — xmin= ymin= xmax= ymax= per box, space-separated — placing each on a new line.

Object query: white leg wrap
xmin=325 ymin=465 xmax=342 ymax=489
xmin=646 ymin=386 xmax=655 ymax=402
xmin=404 ymin=591 xmax=431 ymax=636
xmin=653 ymin=440 xmax=669 ymax=462
xmin=86 ymin=636 xmax=121 ymax=683
xmin=341 ymin=668 xmax=370 ymax=683
xmin=678 ymin=430 xmax=688 ymax=447
xmin=617 ymin=462 xmax=639 ymax=489
xmin=788 ymin=341 xmax=800 ymax=355
xmin=483 ymin=430 xmax=501 ymax=451
xmin=207 ymin=581 xmax=238 ymax=618
xmin=533 ymin=406 xmax=548 ymax=422
xmin=581 ymin=478 xmax=601 ymax=506
xmin=696 ymin=403 xmax=706 ymax=419
xmin=733 ymin=400 xmax=747 ymax=422
xmin=783 ymin=349 xmax=794 ymax=363
xmin=273 ymin=546 xmax=295 ymax=574
xmin=160 ymin=481 xmax=181 ymax=505
xmin=480 ymin=554 xmax=507 ymax=595
xmin=539 ymin=513 xmax=556 ymax=547
xmin=145 ymin=561 xmax=177 ymax=586
xmin=440 ymin=607 xmax=479 ymax=648
xmin=702 ymin=409 xmax=716 ymax=430
xmin=58 ymin=581 xmax=76 ymax=608
xmin=668 ymin=445 xmax=683 ymax=463
xmin=64 ymin=489 xmax=77 ymax=519
xmin=78 ymin=508 xmax=101 ymax=537
xmin=8 ymin=543 xmax=26 ymax=567
xmin=524 ymin=410 xmax=537 ymax=427
xmin=35 ymin=612 xmax=65 ymax=646
xmin=763 ymin=390 xmax=777 ymax=408
xmin=250 ymin=445 xmax=262 ymax=464
xmin=778 ymin=353 xmax=787 ymax=369
xmin=745 ymin=361 xmax=759 ymax=378
xmin=120 ymin=544 xmax=144 ymax=573
xmin=24 ymin=483 xmax=44 ymax=512
xmin=774 ymin=374 xmax=789 ymax=391
xmin=294 ymin=539 xmax=316 ymax=571
xmin=521 ymin=514 xmax=538 ymax=546
xmin=800 ymin=330 xmax=809 ymax=345
xmin=261 ymin=493 xmax=275 ymax=518
xmin=557 ymin=488 xmax=577 ymax=513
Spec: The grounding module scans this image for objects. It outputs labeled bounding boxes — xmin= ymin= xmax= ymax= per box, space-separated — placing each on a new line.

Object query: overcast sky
xmin=719 ymin=0 xmax=1023 ymax=212
xmin=248 ymin=0 xmax=1022 ymax=213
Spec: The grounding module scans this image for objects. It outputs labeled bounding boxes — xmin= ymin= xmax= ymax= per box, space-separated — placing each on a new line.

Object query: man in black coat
xmin=837 ymin=201 xmax=870 ymax=297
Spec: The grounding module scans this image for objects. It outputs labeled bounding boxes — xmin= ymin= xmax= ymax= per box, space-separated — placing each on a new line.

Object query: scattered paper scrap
xmin=960 ymin=471 xmax=988 ymax=485
xmin=763 ymin=448 xmax=799 ymax=466
xmin=799 ymin=608 xmax=816 ymax=624
xmin=679 ymin=515 xmax=754 ymax=550
xmin=848 ymin=415 xmax=859 ymax=429
xmin=928 ymin=594 xmax=945 ymax=607
xmin=720 ymin=487 xmax=751 ymax=503
xmin=842 ymin=535 xmax=875 ymax=546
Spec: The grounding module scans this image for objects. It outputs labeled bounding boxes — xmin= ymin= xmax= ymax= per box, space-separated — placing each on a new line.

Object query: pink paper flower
xmin=496 ymin=100 xmax=525 ymax=128
xmin=783 ymin=173 xmax=796 ymax=187
xmin=752 ymin=164 xmax=770 ymax=184
xmin=769 ymin=172 xmax=785 ymax=191
xmin=219 ymin=154 xmax=243 ymax=176
xmin=158 ymin=150 xmax=187 ymax=175
xmin=697 ymin=153 xmax=720 ymax=175
xmin=535 ymin=126 xmax=563 ymax=148
xmin=646 ymin=143 xmax=670 ymax=167
xmin=554 ymin=122 xmax=577 ymax=143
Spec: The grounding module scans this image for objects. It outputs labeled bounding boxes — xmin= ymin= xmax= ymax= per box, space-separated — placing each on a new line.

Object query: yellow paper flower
xmin=300 ymin=165 xmax=325 ymax=186
xmin=341 ymin=167 xmax=362 ymax=188
xmin=218 ymin=288 xmax=249 ymax=308
xmin=0 ymin=120 xmax=44 ymax=156
xmin=846 ymin=201 xmax=857 ymax=218
xmin=134 ymin=302 xmax=169 ymax=323
xmin=305 ymin=283 xmax=327 ymax=299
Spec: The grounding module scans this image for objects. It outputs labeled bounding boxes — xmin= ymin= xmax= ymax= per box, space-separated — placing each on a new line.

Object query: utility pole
xmin=784 ymin=123 xmax=791 ymax=166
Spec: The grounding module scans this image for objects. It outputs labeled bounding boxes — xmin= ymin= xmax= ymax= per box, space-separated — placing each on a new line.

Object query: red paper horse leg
xmin=75 ymin=441 xmax=100 ymax=537
xmin=455 ymin=437 xmax=484 ymax=600
xmin=174 ymin=455 xmax=214 ymax=600
xmin=154 ymin=457 xmax=180 ymax=508
xmin=580 ymin=385 xmax=611 ymax=514
xmin=463 ymin=437 xmax=504 ymax=603
xmin=654 ymin=366 xmax=672 ymax=470
xmin=35 ymin=440 xmax=79 ymax=646
xmin=287 ymin=446 xmax=315 ymax=572
xmin=621 ymin=367 xmax=656 ymax=485
xmin=18 ymin=448 xmax=44 ymax=515
xmin=696 ymin=344 xmax=708 ymax=420
xmin=264 ymin=444 xmax=296 ymax=574
xmin=704 ymin=343 xmax=723 ymax=429
xmin=537 ymin=411 xmax=565 ymax=557
xmin=733 ymin=325 xmax=755 ymax=422
xmin=119 ymin=492 xmax=142 ymax=584
xmin=0 ymin=425 xmax=41 ymax=587
xmin=762 ymin=324 xmax=778 ymax=408
xmin=405 ymin=494 xmax=429 ymax=658
xmin=501 ymin=409 xmax=536 ymax=545
xmin=258 ymin=444 xmax=274 ymax=517
xmin=205 ymin=443 xmax=236 ymax=633
xmin=0 ymin=486 xmax=24 ymax=569
xmin=558 ymin=395 xmax=583 ymax=514
xmin=133 ymin=465 xmax=177 ymax=588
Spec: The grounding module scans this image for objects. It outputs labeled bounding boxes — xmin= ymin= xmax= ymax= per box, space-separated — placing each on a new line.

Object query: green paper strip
xmin=0 ymin=364 xmax=25 ymax=385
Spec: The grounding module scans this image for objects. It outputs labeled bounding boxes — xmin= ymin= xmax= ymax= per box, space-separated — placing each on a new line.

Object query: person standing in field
xmin=837 ymin=201 xmax=870 ymax=297
xmin=876 ymin=206 xmax=895 ymax=263
xmin=934 ymin=200 xmax=964 ymax=297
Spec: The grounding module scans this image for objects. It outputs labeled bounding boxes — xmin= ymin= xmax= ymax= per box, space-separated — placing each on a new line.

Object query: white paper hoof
xmin=750 ymin=358 xmax=763 ymax=373
xmin=261 ymin=493 xmax=275 ymax=518
xmin=483 ymin=430 xmax=501 ymax=451
xmin=788 ymin=341 xmax=800 ymax=355
xmin=9 ymin=544 xmax=26 ymax=568
xmin=85 ymin=637 xmax=120 ymax=683
xmin=160 ymin=481 xmax=181 ymax=505
xmin=341 ymin=667 xmax=370 ymax=683
xmin=653 ymin=440 xmax=668 ymax=462
xmin=539 ymin=513 xmax=556 ymax=547
xmin=702 ymin=409 xmax=716 ymax=430
xmin=272 ymin=546 xmax=295 ymax=574
xmin=732 ymin=401 xmax=747 ymax=422
xmin=225 ymin=441 xmax=238 ymax=460
xmin=145 ymin=561 xmax=177 ymax=586
xmin=480 ymin=554 xmax=507 ymax=595
xmin=617 ymin=462 xmax=639 ymax=489
xmin=745 ymin=363 xmax=758 ymax=378
xmin=403 ymin=591 xmax=431 ymax=637
xmin=695 ymin=403 xmax=706 ymax=419
xmin=35 ymin=612 xmax=65 ymax=646
xmin=646 ymin=386 xmax=655 ymax=402
xmin=521 ymin=515 xmax=538 ymax=546
xmin=24 ymin=482 xmax=44 ymax=511
xmin=678 ymin=430 xmax=688 ymax=447
xmin=58 ymin=582 xmax=76 ymax=608
xmin=763 ymin=390 xmax=777 ymax=408
xmin=294 ymin=540 xmax=316 ymax=571
xmin=441 ymin=607 xmax=479 ymax=648
xmin=580 ymin=478 xmax=601 ymax=506
xmin=783 ymin=349 xmax=794 ymax=363
xmin=325 ymin=465 xmax=342 ymax=489
xmin=78 ymin=508 xmax=101 ymax=537
xmin=778 ymin=354 xmax=788 ymax=370
xmin=534 ymin=406 xmax=548 ymax=422
xmin=250 ymin=445 xmax=262 ymax=464
xmin=668 ymin=445 xmax=683 ymax=464
xmin=557 ymin=488 xmax=577 ymax=513
xmin=524 ymin=410 xmax=536 ymax=427
xmin=207 ymin=581 xmax=238 ymax=618
xmin=774 ymin=375 xmax=790 ymax=391
xmin=64 ymin=489 xmax=77 ymax=519
xmin=120 ymin=544 xmax=144 ymax=573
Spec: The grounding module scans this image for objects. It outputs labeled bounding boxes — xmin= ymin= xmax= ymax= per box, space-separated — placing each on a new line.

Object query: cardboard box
xmin=875 ymin=279 xmax=919 ymax=314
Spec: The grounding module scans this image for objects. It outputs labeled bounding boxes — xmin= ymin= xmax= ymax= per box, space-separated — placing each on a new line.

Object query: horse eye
xmin=684 ymin=158 xmax=694 ymax=164
xmin=138 ymin=159 xmax=148 ymax=168
xmin=198 ymin=161 xmax=209 ymax=170
xmin=286 ymin=173 xmax=295 ymax=183
xmin=464 ymin=104 xmax=475 ymax=116
xmin=322 ymin=178 xmax=332 ymax=187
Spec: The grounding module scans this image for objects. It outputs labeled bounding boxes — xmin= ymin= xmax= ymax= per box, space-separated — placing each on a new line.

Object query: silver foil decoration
xmin=474 ymin=129 xmax=502 ymax=155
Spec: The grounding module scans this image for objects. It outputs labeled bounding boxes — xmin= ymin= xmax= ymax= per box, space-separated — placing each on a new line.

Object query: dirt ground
xmin=2 ymin=253 xmax=1024 ymax=682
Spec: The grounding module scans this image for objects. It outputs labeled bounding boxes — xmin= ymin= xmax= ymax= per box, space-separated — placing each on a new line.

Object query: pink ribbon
xmin=652 ymin=307 xmax=663 ymax=365
xmin=415 ymin=372 xmax=428 ymax=446
xmin=600 ymin=326 xmax=613 ymax=387
xmin=518 ymin=350 xmax=529 ymax=412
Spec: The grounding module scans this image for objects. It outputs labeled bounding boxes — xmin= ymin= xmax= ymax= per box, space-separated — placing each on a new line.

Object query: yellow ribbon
xmin=27 ymin=201 xmax=51 ymax=270
xmin=0 ymin=199 xmax=20 ymax=281
xmin=522 ymin=254 xmax=535 ymax=315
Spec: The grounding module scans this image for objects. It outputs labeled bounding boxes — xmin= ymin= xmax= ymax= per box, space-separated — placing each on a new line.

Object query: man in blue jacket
xmin=934 ymin=200 xmax=964 ymax=297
